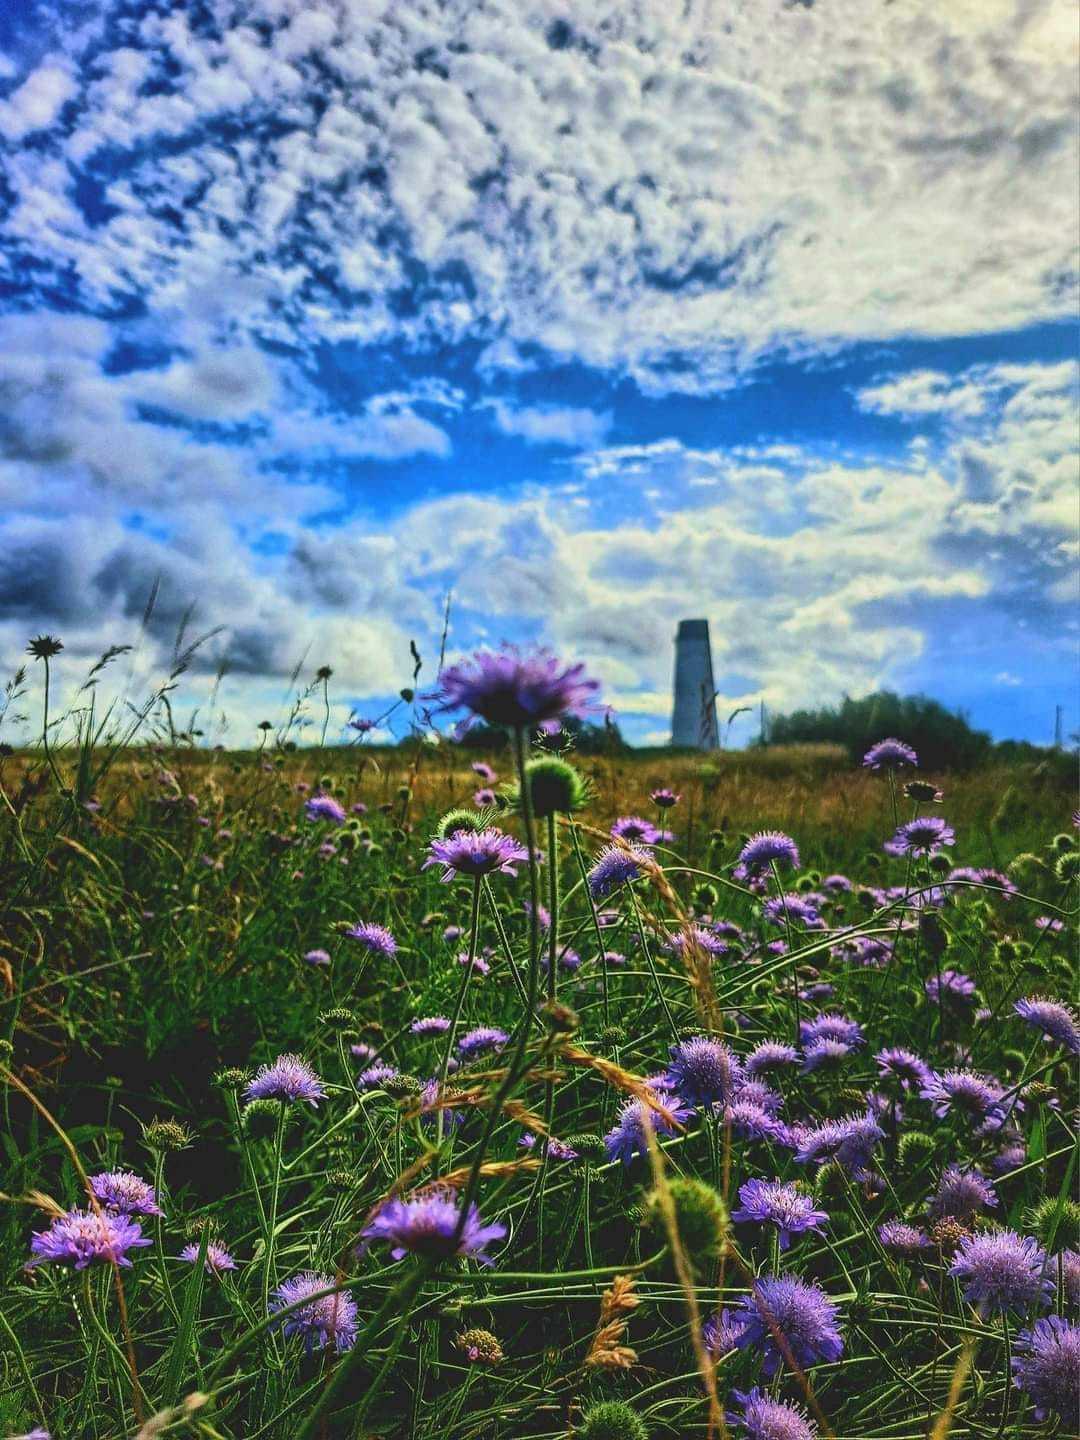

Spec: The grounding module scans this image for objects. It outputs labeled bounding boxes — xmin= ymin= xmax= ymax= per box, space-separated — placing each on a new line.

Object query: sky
xmin=0 ymin=0 xmax=1077 ymax=748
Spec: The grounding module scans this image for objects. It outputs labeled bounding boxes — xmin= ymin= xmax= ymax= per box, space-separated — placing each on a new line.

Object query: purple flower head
xmin=540 ymin=946 xmax=580 ymax=972
xmin=794 ymin=1114 xmax=884 ymax=1181
xmin=875 ymin=1047 xmax=932 ymax=1091
xmin=703 ymin=1309 xmax=746 ymax=1358
xmin=1011 ymin=1315 xmax=1080 ymax=1423
xmin=610 ymin=815 xmax=661 ymax=845
xmin=587 ymin=844 xmax=649 ymax=899
xmin=888 ymin=816 xmax=956 ymax=857
xmin=1062 ymin=1250 xmax=1080 ymax=1308
xmin=180 ymin=1240 xmax=237 ymax=1274
xmin=604 ymin=1093 xmax=691 ymax=1166
xmin=411 ymin=1015 xmax=451 ymax=1036
xmin=664 ymin=1036 xmax=742 ymax=1108
xmin=800 ymin=1013 xmax=864 ymax=1049
xmin=457 ymin=949 xmax=491 ymax=975
xmin=801 ymin=1039 xmax=856 ymax=1073
xmin=88 ymin=1170 xmax=163 ymax=1217
xmin=518 ymin=1132 xmax=579 ymax=1161
xmin=270 ymin=1271 xmax=358 ymax=1353
xmin=732 ymin=1274 xmax=844 ymax=1376
xmin=863 ymin=737 xmax=918 ymax=770
xmin=928 ymin=1166 xmax=997 ymax=1222
xmin=28 ymin=1208 xmax=151 ymax=1270
xmin=724 ymin=1099 xmax=785 ymax=1144
xmin=731 ymin=1179 xmax=828 ymax=1250
xmin=345 ymin=922 xmax=397 ymax=958
xmin=650 ymin=787 xmax=681 ymax=808
xmin=357 ymin=1063 xmax=398 ymax=1091
xmin=728 ymin=1387 xmax=817 ymax=1440
xmin=304 ymin=794 xmax=346 ymax=825
xmin=879 ymin=1221 xmax=931 ymax=1256
xmin=1014 ymin=996 xmax=1080 ymax=1056
xmin=1034 ymin=915 xmax=1064 ymax=933
xmin=346 ymin=716 xmax=376 ymax=735
xmin=245 ymin=1054 xmax=326 ymax=1107
xmin=920 ymin=1069 xmax=1007 ymax=1128
xmin=303 ymin=948 xmax=331 ymax=966
xmin=737 ymin=831 xmax=800 ymax=877
xmin=362 ymin=1190 xmax=506 ymax=1265
xmin=666 ymin=925 xmax=730 ymax=961
xmin=424 ymin=828 xmax=528 ymax=883
xmin=350 ymin=1042 xmax=378 ymax=1062
xmin=925 ymin=970 xmax=976 ymax=1004
xmin=822 ymin=874 xmax=852 ymax=893
xmin=735 ymin=1078 xmax=784 ymax=1116
xmin=949 ymin=1230 xmax=1053 ymax=1315
xmin=457 ymin=1026 xmax=508 ymax=1058
xmin=745 ymin=1041 xmax=801 ymax=1076
xmin=763 ymin=893 xmax=823 ymax=930
xmin=471 ymin=761 xmax=497 ymax=782
xmin=473 ymin=788 xmax=496 ymax=806
xmin=433 ymin=647 xmax=598 ymax=729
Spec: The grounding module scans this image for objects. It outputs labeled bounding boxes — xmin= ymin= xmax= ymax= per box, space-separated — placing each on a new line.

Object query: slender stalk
xmin=437 ymin=876 xmax=483 ymax=1143
xmin=261 ymin=1104 xmax=288 ymax=1320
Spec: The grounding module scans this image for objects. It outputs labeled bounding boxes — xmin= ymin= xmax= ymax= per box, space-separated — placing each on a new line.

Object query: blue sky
xmin=0 ymin=0 xmax=1076 ymax=747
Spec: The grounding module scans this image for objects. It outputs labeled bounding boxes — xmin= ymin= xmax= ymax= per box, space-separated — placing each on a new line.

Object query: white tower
xmin=671 ymin=618 xmax=719 ymax=749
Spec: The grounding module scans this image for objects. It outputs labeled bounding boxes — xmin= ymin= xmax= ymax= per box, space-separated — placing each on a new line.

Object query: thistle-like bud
xmin=692 ymin=882 xmax=719 ymax=911
xmin=1021 ymin=1080 xmax=1056 ymax=1106
xmin=143 ymin=1118 xmax=194 ymax=1153
xmin=319 ymin=1008 xmax=356 ymax=1032
xmin=1024 ymin=1195 xmax=1080 ymax=1250
xmin=1054 ymin=850 xmax=1079 ymax=884
xmin=326 ymin=1168 xmax=357 ymax=1192
xmin=898 ymin=1131 xmax=935 ymax=1170
xmin=579 ymin=1400 xmax=649 ymax=1440
xmin=454 ymin=1327 xmax=504 ymax=1365
xmin=565 ymin=1134 xmax=607 ymax=1162
xmin=918 ymin=912 xmax=949 ymax=957
xmin=624 ymin=1202 xmax=648 ymax=1225
xmin=598 ymin=1024 xmax=627 ymax=1049
xmin=383 ymin=1074 xmax=423 ymax=1100
xmin=213 ymin=1067 xmax=250 ymax=1090
xmin=509 ymin=757 xmax=591 ymax=819
xmin=930 ymin=1217 xmax=970 ymax=1253
xmin=433 ymin=806 xmax=492 ymax=839
xmin=1051 ymin=832 xmax=1077 ymax=855
xmin=242 ymin=1099 xmax=295 ymax=1140
xmin=647 ymin=1176 xmax=728 ymax=1264
xmin=927 ymin=852 xmax=953 ymax=877
xmin=541 ymin=1000 xmax=579 ymax=1033
xmin=904 ymin=780 xmax=942 ymax=803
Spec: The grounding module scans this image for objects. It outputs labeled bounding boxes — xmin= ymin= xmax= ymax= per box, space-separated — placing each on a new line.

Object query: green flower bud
xmin=383 ymin=1074 xmax=423 ymax=1100
xmin=319 ymin=1008 xmax=356 ymax=1032
xmin=241 ymin=1099 xmax=296 ymax=1140
xmin=1024 ymin=1196 xmax=1080 ymax=1250
xmin=509 ymin=757 xmax=591 ymax=819
xmin=213 ymin=1067 xmax=250 ymax=1090
xmin=579 ymin=1400 xmax=649 ymax=1440
xmin=433 ymin=806 xmax=494 ymax=839
xmin=898 ymin=1131 xmax=935 ymax=1170
xmin=143 ymin=1118 xmax=194 ymax=1153
xmin=565 ymin=1134 xmax=607 ymax=1162
xmin=1054 ymin=850 xmax=1079 ymax=884
xmin=647 ymin=1176 xmax=728 ymax=1265
xmin=455 ymin=1327 xmax=504 ymax=1365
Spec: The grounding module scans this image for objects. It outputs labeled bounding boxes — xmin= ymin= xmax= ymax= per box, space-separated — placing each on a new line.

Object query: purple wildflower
xmin=180 ymin=1240 xmax=237 ymax=1274
xmin=920 ymin=1069 xmax=1007 ymax=1128
xmin=737 ymin=831 xmax=800 ymax=877
xmin=794 ymin=1114 xmax=884 ymax=1181
xmin=88 ymin=1170 xmax=163 ymax=1217
xmin=434 ymin=647 xmax=598 ymax=728
xmin=928 ymin=1166 xmax=998 ymax=1221
xmin=875 ymin=1047 xmax=932 ymax=1091
xmin=801 ymin=1039 xmax=856 ymax=1073
xmin=925 ymin=970 xmax=976 ymax=1004
xmin=763 ymin=894 xmax=824 ymax=929
xmin=587 ymin=844 xmax=649 ymax=899
xmin=650 ymin=787 xmax=681 ymax=808
xmin=822 ymin=874 xmax=852 ymax=893
xmin=610 ymin=815 xmax=662 ymax=846
xmin=304 ymin=794 xmax=346 ymax=825
xmin=357 ymin=1063 xmax=399 ymax=1091
xmin=362 ymin=1190 xmax=506 ymax=1265
xmin=703 ymin=1309 xmax=746 ymax=1357
xmin=949 ymin=1230 xmax=1053 ymax=1314
xmin=666 ymin=926 xmax=731 ymax=961
xmin=471 ymin=762 xmax=497 ymax=782
xmin=457 ymin=949 xmax=491 ymax=975
xmin=245 ymin=1054 xmax=326 ymax=1107
xmin=664 ymin=1036 xmax=742 ymax=1108
xmin=303 ymin=948 xmax=331 ymax=966
xmin=344 ymin=921 xmax=398 ymax=958
xmin=863 ymin=737 xmax=918 ymax=770
xmin=732 ymin=1275 xmax=844 ymax=1376
xmin=270 ymin=1271 xmax=358 ymax=1353
xmin=28 ymin=1208 xmax=151 ymax=1270
xmin=1034 ymin=915 xmax=1064 ymax=933
xmin=888 ymin=816 xmax=955 ymax=856
xmin=800 ymin=1013 xmax=864 ymax=1049
xmin=457 ymin=1026 xmax=508 ymax=1057
xmin=745 ymin=1041 xmax=801 ymax=1076
xmin=604 ymin=1093 xmax=691 ymax=1166
xmin=423 ymin=828 xmax=528 ymax=882
xmin=473 ymin=788 xmax=496 ymax=806
xmin=728 ymin=1387 xmax=817 ymax=1440
xmin=724 ymin=1099 xmax=785 ymax=1144
xmin=735 ymin=1078 xmax=784 ymax=1116
xmin=1014 ymin=996 xmax=1080 ymax=1056
xmin=731 ymin=1179 xmax=828 ymax=1250
xmin=411 ymin=1016 xmax=451 ymax=1036
xmin=879 ymin=1221 xmax=931 ymax=1256
xmin=1011 ymin=1316 xmax=1080 ymax=1423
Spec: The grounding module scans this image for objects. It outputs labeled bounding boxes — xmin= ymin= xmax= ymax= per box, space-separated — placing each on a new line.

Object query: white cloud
xmin=0 ymin=64 xmax=76 ymax=140
xmin=484 ymin=399 xmax=611 ymax=448
xmin=0 ymin=2 xmax=1073 ymax=388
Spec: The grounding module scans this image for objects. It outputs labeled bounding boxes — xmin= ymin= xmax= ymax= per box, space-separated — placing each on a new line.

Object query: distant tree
xmin=760 ymin=691 xmax=993 ymax=771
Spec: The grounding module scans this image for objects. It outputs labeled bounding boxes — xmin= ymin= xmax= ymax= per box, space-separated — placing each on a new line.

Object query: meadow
xmin=0 ymin=644 xmax=1076 ymax=1440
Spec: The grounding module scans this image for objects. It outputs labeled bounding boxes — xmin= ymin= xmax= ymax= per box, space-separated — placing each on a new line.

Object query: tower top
xmin=676 ymin=618 xmax=710 ymax=640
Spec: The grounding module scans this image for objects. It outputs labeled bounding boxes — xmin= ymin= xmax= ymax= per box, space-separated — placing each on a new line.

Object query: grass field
xmin=0 ymin=664 xmax=1076 ymax=1439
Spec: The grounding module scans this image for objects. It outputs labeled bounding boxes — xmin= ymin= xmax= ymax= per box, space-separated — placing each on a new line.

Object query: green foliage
xmin=761 ymin=689 xmax=993 ymax=771
xmin=579 ymin=1400 xmax=649 ymax=1440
